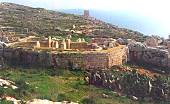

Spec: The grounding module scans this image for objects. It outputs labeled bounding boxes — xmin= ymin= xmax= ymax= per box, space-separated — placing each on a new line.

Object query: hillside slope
xmin=0 ymin=2 xmax=145 ymax=41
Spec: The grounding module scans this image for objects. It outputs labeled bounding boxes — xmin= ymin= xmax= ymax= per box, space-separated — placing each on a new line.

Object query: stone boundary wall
xmin=128 ymin=42 xmax=170 ymax=69
xmin=108 ymin=47 xmax=128 ymax=66
xmin=1 ymin=46 xmax=127 ymax=70
xmin=52 ymin=52 xmax=109 ymax=70
xmin=2 ymin=48 xmax=52 ymax=68
xmin=70 ymin=42 xmax=90 ymax=50
xmin=52 ymin=46 xmax=126 ymax=70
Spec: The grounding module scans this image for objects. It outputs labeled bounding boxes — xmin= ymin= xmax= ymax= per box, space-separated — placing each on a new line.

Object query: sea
xmin=57 ymin=9 xmax=169 ymax=39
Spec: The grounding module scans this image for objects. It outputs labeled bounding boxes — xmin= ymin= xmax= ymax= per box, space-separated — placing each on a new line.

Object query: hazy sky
xmin=1 ymin=0 xmax=170 ymax=38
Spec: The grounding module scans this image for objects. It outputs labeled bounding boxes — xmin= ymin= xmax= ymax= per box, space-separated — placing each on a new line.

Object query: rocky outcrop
xmin=86 ymin=70 xmax=170 ymax=101
xmin=27 ymin=99 xmax=78 ymax=104
xmin=0 ymin=78 xmax=17 ymax=89
xmin=4 ymin=98 xmax=78 ymax=104
xmin=128 ymin=42 xmax=170 ymax=71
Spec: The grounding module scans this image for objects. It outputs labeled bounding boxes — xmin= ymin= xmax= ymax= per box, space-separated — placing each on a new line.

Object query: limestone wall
xmin=2 ymin=46 xmax=127 ymax=70
xmin=70 ymin=42 xmax=90 ymax=50
xmin=108 ymin=47 xmax=127 ymax=66
xmin=51 ymin=45 xmax=127 ymax=70
xmin=128 ymin=42 xmax=170 ymax=69
xmin=39 ymin=41 xmax=48 ymax=47
xmin=3 ymin=48 xmax=52 ymax=68
xmin=52 ymin=52 xmax=109 ymax=70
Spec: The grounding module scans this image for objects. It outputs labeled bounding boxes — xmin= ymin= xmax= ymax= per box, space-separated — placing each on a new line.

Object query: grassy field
xmin=0 ymin=67 xmax=158 ymax=104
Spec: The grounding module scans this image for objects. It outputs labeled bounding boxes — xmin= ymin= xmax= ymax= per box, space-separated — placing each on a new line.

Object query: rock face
xmin=128 ymin=42 xmax=147 ymax=51
xmin=128 ymin=42 xmax=170 ymax=70
xmin=0 ymin=78 xmax=17 ymax=89
xmin=145 ymin=37 xmax=159 ymax=47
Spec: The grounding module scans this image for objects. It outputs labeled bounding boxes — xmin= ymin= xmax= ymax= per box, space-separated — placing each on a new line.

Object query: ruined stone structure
xmin=51 ymin=45 xmax=127 ymax=70
xmin=84 ymin=10 xmax=90 ymax=18
xmin=128 ymin=42 xmax=170 ymax=69
xmin=0 ymin=31 xmax=19 ymax=43
xmin=35 ymin=36 xmax=103 ymax=51
xmin=2 ymin=36 xmax=127 ymax=70
xmin=91 ymin=38 xmax=118 ymax=48
xmin=2 ymin=46 xmax=127 ymax=70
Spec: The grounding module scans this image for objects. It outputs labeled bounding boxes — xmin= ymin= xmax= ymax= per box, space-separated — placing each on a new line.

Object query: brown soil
xmin=114 ymin=65 xmax=160 ymax=78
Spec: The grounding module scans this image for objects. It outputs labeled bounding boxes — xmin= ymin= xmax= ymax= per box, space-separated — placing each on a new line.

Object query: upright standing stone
xmin=67 ymin=34 xmax=72 ymax=39
xmin=73 ymin=25 xmax=76 ymax=29
xmin=66 ymin=39 xmax=71 ymax=49
xmin=81 ymin=38 xmax=85 ymax=42
xmin=48 ymin=36 xmax=52 ymax=48
xmin=51 ymin=41 xmax=55 ymax=48
xmin=55 ymin=41 xmax=59 ymax=49
xmin=61 ymin=39 xmax=67 ymax=50
xmin=36 ymin=41 xmax=40 ymax=48
xmin=77 ymin=38 xmax=82 ymax=42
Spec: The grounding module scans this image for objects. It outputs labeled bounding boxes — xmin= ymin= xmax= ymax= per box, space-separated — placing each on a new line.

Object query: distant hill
xmin=0 ymin=2 xmax=146 ymax=41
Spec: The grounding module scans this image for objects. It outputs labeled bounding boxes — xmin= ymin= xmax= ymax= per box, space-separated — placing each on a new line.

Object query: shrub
xmin=0 ymin=87 xmax=5 ymax=97
xmin=47 ymin=68 xmax=64 ymax=76
xmin=37 ymin=95 xmax=52 ymax=101
xmin=57 ymin=93 xmax=70 ymax=102
xmin=14 ymin=79 xmax=30 ymax=98
xmin=72 ymin=79 xmax=87 ymax=89
xmin=81 ymin=97 xmax=96 ymax=104
xmin=0 ymin=99 xmax=13 ymax=104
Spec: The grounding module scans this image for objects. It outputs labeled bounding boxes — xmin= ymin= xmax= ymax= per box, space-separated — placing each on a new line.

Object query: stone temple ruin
xmin=35 ymin=36 xmax=103 ymax=51
xmin=2 ymin=35 xmax=128 ymax=70
xmin=1 ymin=32 xmax=170 ymax=71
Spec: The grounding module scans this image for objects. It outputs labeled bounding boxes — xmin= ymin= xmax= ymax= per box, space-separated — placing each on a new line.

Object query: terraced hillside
xmin=0 ymin=2 xmax=146 ymax=41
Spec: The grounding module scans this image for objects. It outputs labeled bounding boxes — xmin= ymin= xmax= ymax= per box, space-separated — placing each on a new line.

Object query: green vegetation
xmin=0 ymin=99 xmax=13 ymax=104
xmin=0 ymin=2 xmax=146 ymax=42
xmin=0 ymin=67 xmax=151 ymax=104
xmin=52 ymin=34 xmax=91 ymax=42
xmin=71 ymin=34 xmax=91 ymax=42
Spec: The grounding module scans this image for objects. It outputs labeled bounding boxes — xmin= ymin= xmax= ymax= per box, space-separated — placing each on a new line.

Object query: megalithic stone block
xmin=48 ymin=36 xmax=51 ymax=48
xmin=36 ymin=41 xmax=40 ymax=48
xmin=61 ymin=39 xmax=67 ymax=50
xmin=55 ymin=41 xmax=59 ymax=49
xmin=66 ymin=39 xmax=71 ymax=49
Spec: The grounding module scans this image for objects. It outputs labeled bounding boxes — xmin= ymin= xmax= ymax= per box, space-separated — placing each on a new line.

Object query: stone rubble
xmin=4 ymin=98 xmax=78 ymax=104
xmin=5 ymin=96 xmax=21 ymax=104
xmin=27 ymin=99 xmax=78 ymax=104
xmin=87 ymin=70 xmax=170 ymax=101
xmin=0 ymin=78 xmax=18 ymax=89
